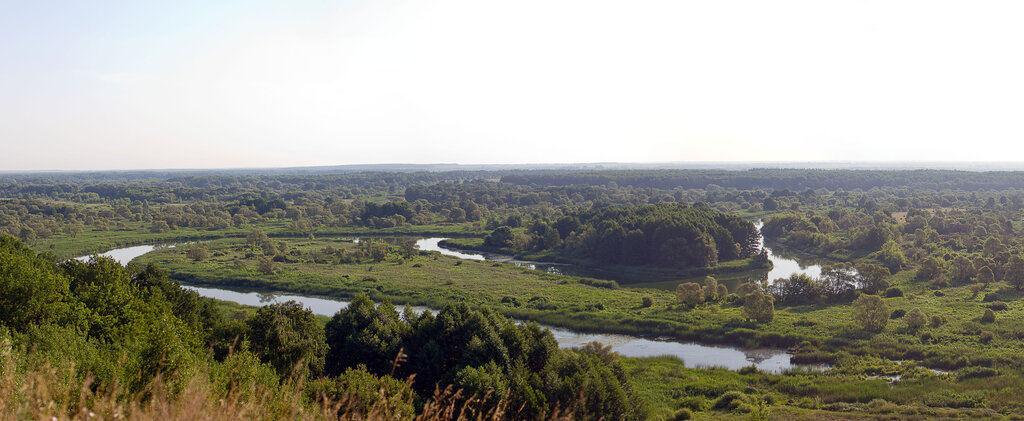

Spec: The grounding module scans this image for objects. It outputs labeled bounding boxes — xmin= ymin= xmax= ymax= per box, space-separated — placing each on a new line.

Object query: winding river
xmin=78 ymin=228 xmax=827 ymax=374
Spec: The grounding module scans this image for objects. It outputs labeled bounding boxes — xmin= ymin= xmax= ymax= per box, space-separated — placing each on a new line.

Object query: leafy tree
xmin=150 ymin=220 xmax=170 ymax=233
xmin=852 ymin=295 xmax=889 ymax=332
xmin=743 ymin=290 xmax=774 ymax=323
xmin=768 ymin=273 xmax=818 ymax=305
xmin=246 ymin=301 xmax=327 ymax=378
xmin=483 ymin=226 xmax=514 ymax=248
xmin=878 ymin=239 xmax=906 ymax=272
xmin=983 ymin=237 xmax=1003 ymax=257
xmin=735 ymin=283 xmax=759 ymax=302
xmin=324 ymin=295 xmax=409 ymax=376
xmin=186 ymin=246 xmax=209 ymax=261
xmin=702 ymin=276 xmax=720 ymax=301
xmin=948 ymin=255 xmax=975 ymax=285
xmin=257 ymin=256 xmax=277 ymax=275
xmin=855 ymin=263 xmax=891 ymax=294
xmin=676 ymin=282 xmax=704 ymax=307
xmin=917 ymin=256 xmax=945 ymax=282
xmin=977 ymin=266 xmax=995 ymax=285
xmin=1004 ymin=255 xmax=1024 ymax=290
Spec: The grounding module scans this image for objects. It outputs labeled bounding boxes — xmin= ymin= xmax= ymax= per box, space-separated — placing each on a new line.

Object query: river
xmin=79 ymin=232 xmax=826 ymax=374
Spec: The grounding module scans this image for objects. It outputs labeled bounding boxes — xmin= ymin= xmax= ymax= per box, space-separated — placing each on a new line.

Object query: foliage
xmin=246 ymin=301 xmax=328 ymax=378
xmin=852 ymin=295 xmax=888 ymax=332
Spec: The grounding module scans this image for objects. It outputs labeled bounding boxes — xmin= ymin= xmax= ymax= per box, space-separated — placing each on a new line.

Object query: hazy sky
xmin=2 ymin=1 xmax=1023 ymax=170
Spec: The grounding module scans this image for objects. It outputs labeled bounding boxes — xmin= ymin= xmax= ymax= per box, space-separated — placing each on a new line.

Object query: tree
xmin=150 ymin=220 xmax=170 ymax=233
xmin=324 ymin=295 xmax=408 ymax=376
xmin=948 ymin=255 xmax=974 ymax=284
xmin=983 ymin=237 xmax=1003 ymax=257
xmin=906 ymin=308 xmax=926 ymax=331
xmin=878 ymin=240 xmax=906 ymax=272
xmin=917 ymin=256 xmax=944 ymax=282
xmin=852 ymin=295 xmax=888 ymax=332
xmin=819 ymin=263 xmax=857 ymax=299
xmin=186 ymin=246 xmax=209 ymax=261
xmin=483 ymin=226 xmax=514 ymax=248
xmin=246 ymin=301 xmax=328 ymax=378
xmin=1004 ymin=255 xmax=1024 ymax=290
xmin=703 ymin=276 xmax=720 ymax=301
xmin=257 ymin=256 xmax=277 ymax=275
xmin=768 ymin=273 xmax=818 ymax=305
xmin=735 ymin=283 xmax=759 ymax=302
xmin=676 ymin=282 xmax=704 ymax=307
xmin=977 ymin=266 xmax=995 ymax=285
xmin=855 ymin=263 xmax=891 ymax=294
xmin=743 ymin=290 xmax=774 ymax=323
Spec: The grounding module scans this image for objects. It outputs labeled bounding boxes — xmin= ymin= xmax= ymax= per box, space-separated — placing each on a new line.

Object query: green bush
xmin=884 ymin=287 xmax=903 ymax=298
xmin=987 ymin=301 xmax=1008 ymax=311
xmin=981 ymin=309 xmax=996 ymax=323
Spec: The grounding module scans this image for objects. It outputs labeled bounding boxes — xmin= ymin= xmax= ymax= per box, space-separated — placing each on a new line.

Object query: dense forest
xmin=482 ymin=203 xmax=761 ymax=268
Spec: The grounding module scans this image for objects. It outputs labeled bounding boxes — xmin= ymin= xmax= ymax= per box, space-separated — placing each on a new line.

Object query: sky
xmin=2 ymin=0 xmax=1023 ymax=171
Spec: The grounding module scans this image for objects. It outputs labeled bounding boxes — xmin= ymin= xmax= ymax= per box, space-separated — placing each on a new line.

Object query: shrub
xmin=930 ymin=315 xmax=944 ymax=327
xmin=852 ymin=295 xmax=889 ymax=332
xmin=890 ymin=309 xmax=906 ymax=319
xmin=983 ymin=292 xmax=999 ymax=302
xmin=933 ymin=290 xmax=945 ymax=297
xmin=676 ymin=282 xmax=705 ymax=307
xmin=987 ymin=301 xmax=1008 ymax=311
xmin=641 ymin=296 xmax=654 ymax=308
xmin=884 ymin=287 xmax=903 ymax=298
xmin=970 ymin=284 xmax=983 ymax=298
xmin=979 ymin=331 xmax=994 ymax=344
xmin=672 ymin=408 xmax=693 ymax=420
xmin=958 ymin=366 xmax=998 ymax=379
xmin=677 ymin=396 xmax=707 ymax=412
xmin=906 ymin=308 xmax=927 ymax=331
xmin=981 ymin=309 xmax=996 ymax=323
xmin=743 ymin=290 xmax=775 ymax=323
xmin=712 ymin=391 xmax=749 ymax=411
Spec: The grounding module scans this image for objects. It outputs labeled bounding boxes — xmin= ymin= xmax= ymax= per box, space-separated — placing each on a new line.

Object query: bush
xmin=884 ymin=287 xmax=904 ymax=298
xmin=677 ymin=396 xmax=707 ymax=412
xmin=930 ymin=315 xmax=945 ymax=327
xmin=983 ymin=292 xmax=999 ymax=302
xmin=958 ymin=366 xmax=998 ymax=379
xmin=987 ymin=301 xmax=1008 ymax=311
xmin=933 ymin=290 xmax=945 ymax=297
xmin=671 ymin=408 xmax=693 ymax=420
xmin=676 ymin=282 xmax=705 ymax=307
xmin=979 ymin=331 xmax=994 ymax=344
xmin=906 ymin=308 xmax=927 ymax=330
xmin=712 ymin=391 xmax=749 ymax=411
xmin=890 ymin=309 xmax=906 ymax=319
xmin=641 ymin=296 xmax=654 ymax=308
xmin=981 ymin=309 xmax=996 ymax=323
xmin=852 ymin=295 xmax=888 ymax=332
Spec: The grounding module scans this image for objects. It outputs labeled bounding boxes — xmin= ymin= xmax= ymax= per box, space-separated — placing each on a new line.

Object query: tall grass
xmin=0 ymin=346 xmax=574 ymax=421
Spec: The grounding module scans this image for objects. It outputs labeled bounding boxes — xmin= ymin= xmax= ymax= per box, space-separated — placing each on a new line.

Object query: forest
xmin=4 ymin=168 xmax=1024 ymax=419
